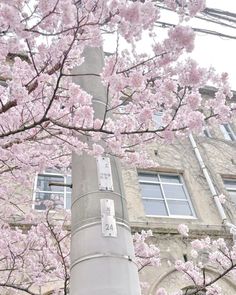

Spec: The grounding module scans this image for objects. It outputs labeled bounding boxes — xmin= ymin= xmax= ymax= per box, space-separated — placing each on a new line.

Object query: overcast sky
xmin=191 ymin=0 xmax=236 ymax=89
xmin=104 ymin=0 xmax=236 ymax=89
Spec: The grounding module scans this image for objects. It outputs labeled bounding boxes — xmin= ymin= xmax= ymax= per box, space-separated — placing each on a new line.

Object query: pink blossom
xmin=188 ymin=0 xmax=206 ymax=17
xmin=0 ymin=1 xmax=233 ymax=292
xmin=191 ymin=249 xmax=198 ymax=259
xmin=156 ymin=288 xmax=168 ymax=295
xmin=177 ymin=224 xmax=189 ymax=237
xmin=191 ymin=239 xmax=205 ymax=250
xmin=91 ymin=143 xmax=104 ymax=156
xmin=134 ymin=230 xmax=160 ymax=270
xmin=186 ymin=92 xmax=202 ymax=109
xmin=168 ymin=26 xmax=195 ymax=52
xmin=206 ymin=285 xmax=222 ymax=295
xmin=164 ymin=0 xmax=177 ymax=11
xmin=130 ymin=72 xmax=144 ymax=88
xmin=218 ymin=194 xmax=226 ymax=204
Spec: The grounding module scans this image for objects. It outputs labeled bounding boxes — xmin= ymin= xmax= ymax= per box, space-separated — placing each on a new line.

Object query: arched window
xmin=182 ymin=286 xmax=206 ymax=295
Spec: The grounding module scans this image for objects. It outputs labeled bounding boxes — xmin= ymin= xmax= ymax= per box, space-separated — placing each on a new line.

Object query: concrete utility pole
xmin=70 ymin=47 xmax=141 ymax=295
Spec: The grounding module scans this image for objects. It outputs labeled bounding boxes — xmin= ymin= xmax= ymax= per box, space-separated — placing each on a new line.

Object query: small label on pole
xmin=100 ymin=199 xmax=117 ymax=237
xmin=96 ymin=156 xmax=113 ymax=191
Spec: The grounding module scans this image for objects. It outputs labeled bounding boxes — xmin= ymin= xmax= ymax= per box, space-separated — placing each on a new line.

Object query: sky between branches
xmin=104 ymin=0 xmax=236 ymax=89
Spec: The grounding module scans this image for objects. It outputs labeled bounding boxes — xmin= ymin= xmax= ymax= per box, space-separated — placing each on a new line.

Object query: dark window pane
xmin=167 ymin=200 xmax=192 ymax=216
xmin=183 ymin=287 xmax=205 ymax=295
xmin=138 ymin=173 xmax=158 ymax=182
xmin=140 ymin=183 xmax=163 ymax=199
xmin=35 ymin=192 xmax=64 ymax=210
xmin=34 ymin=203 xmax=46 ymax=210
xmin=35 ymin=192 xmax=51 ymax=210
xmin=162 ymin=184 xmax=187 ymax=199
xmin=143 ymin=199 xmax=167 ymax=216
xmin=220 ymin=124 xmax=235 ymax=141
xmin=203 ymin=128 xmax=211 ymax=138
xmin=224 ymin=179 xmax=236 ymax=189
xmin=51 ymin=194 xmax=64 ymax=209
xmin=160 ymin=174 xmax=180 ymax=183
xmin=229 ymin=191 xmax=236 ymax=204
xmin=37 ymin=175 xmax=64 ymax=192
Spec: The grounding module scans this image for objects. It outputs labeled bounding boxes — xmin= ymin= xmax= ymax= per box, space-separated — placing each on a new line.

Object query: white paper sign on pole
xmin=96 ymin=156 xmax=113 ymax=191
xmin=100 ymin=199 xmax=117 ymax=237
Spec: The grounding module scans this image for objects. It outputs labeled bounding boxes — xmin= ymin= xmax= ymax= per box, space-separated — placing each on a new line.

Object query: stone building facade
xmin=121 ymin=89 xmax=236 ymax=294
xmin=31 ymin=88 xmax=236 ymax=294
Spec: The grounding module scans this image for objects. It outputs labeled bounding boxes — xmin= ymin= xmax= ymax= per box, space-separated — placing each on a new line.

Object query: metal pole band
xmin=93 ymin=98 xmax=110 ymax=108
xmin=71 ymin=190 xmax=127 ymax=207
xmin=70 ymin=253 xmax=137 ymax=270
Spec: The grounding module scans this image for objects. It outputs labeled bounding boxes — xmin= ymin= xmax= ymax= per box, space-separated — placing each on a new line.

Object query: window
xmin=34 ymin=171 xmax=72 ymax=210
xmin=223 ymin=178 xmax=236 ymax=204
xmin=182 ymin=287 xmax=205 ymax=295
xmin=202 ymin=126 xmax=211 ymax=138
xmin=138 ymin=172 xmax=195 ymax=217
xmin=220 ymin=124 xmax=236 ymax=141
xmin=153 ymin=111 xmax=163 ymax=128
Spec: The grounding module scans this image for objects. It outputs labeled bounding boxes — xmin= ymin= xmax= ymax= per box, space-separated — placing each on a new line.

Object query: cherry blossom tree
xmin=0 ymin=210 xmax=70 ymax=295
xmin=2 ymin=221 xmax=236 ymax=295
xmin=0 ymin=0 xmax=235 ymax=294
xmin=0 ymin=219 xmax=161 ymax=295
xmin=155 ymin=225 xmax=236 ymax=295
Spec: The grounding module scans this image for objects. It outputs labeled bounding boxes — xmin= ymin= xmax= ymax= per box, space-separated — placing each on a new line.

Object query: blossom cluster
xmin=0 ymin=0 xmax=234 ymax=294
xmin=133 ymin=230 xmax=161 ymax=270
xmin=0 ymin=0 xmax=233 ymax=182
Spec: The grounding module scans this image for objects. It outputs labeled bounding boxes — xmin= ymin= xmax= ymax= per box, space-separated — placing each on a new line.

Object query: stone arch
xmin=147 ymin=267 xmax=236 ymax=295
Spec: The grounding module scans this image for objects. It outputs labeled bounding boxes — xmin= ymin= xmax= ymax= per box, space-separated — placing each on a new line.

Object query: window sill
xmin=145 ymin=214 xmax=197 ymax=220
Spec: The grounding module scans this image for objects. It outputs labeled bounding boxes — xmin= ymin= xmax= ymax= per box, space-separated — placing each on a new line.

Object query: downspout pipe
xmin=188 ymin=133 xmax=236 ymax=239
xmin=189 ymin=133 xmax=227 ymax=221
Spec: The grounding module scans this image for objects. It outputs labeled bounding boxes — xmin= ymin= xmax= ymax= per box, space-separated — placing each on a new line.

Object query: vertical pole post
xmin=70 ymin=47 xmax=141 ymax=295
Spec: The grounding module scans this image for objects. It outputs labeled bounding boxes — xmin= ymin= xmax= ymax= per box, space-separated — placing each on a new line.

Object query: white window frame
xmin=138 ymin=172 xmax=196 ymax=218
xmin=33 ymin=171 xmax=71 ymax=211
xmin=220 ymin=124 xmax=236 ymax=141
xmin=223 ymin=178 xmax=236 ymax=204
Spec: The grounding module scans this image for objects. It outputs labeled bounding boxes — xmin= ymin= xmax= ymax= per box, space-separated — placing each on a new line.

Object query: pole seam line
xmin=92 ymin=98 xmax=110 ymax=107
xmin=71 ymin=190 xmax=127 ymax=206
xmin=71 ymin=216 xmax=129 ymax=224
xmin=70 ymin=253 xmax=137 ymax=270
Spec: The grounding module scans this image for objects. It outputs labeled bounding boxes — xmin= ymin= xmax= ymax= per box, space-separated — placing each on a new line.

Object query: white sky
xmin=104 ymin=0 xmax=236 ymax=89
xmin=191 ymin=0 xmax=236 ymax=88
